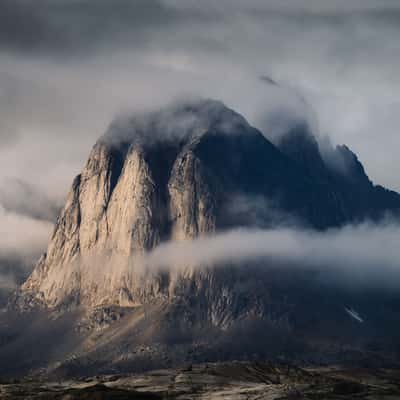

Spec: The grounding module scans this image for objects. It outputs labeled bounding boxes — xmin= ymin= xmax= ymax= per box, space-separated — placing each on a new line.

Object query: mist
xmin=0 ymin=204 xmax=52 ymax=293
xmin=103 ymin=97 xmax=249 ymax=148
xmin=0 ymin=178 xmax=60 ymax=223
xmin=141 ymin=221 xmax=400 ymax=288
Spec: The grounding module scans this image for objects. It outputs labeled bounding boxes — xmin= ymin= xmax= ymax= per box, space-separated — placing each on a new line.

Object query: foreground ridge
xmin=1 ymin=361 xmax=400 ymax=399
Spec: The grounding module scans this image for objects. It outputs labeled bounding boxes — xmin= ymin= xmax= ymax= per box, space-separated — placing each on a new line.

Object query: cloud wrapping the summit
xmin=103 ymin=97 xmax=250 ymax=148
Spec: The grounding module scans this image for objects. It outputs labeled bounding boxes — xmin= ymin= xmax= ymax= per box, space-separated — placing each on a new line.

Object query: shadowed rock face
xmin=18 ymin=99 xmax=400 ymax=321
xmin=278 ymin=123 xmax=400 ymax=221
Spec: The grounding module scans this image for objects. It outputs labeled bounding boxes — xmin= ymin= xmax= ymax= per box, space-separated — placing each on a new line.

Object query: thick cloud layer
xmin=1 ymin=1 xmax=400 ymax=191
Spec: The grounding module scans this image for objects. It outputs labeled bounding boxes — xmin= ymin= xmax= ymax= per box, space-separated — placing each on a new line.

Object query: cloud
xmin=0 ymin=178 xmax=60 ymax=222
xmin=103 ymin=97 xmax=250 ymax=147
xmin=3 ymin=0 xmax=400 ymax=58
xmin=1 ymin=0 xmax=399 ymax=195
xmin=0 ymin=205 xmax=52 ymax=261
xmin=0 ymin=177 xmax=58 ymax=295
xmin=0 ymin=0 xmax=218 ymax=56
xmin=0 ymin=204 xmax=53 ymax=294
xmin=141 ymin=222 xmax=400 ymax=289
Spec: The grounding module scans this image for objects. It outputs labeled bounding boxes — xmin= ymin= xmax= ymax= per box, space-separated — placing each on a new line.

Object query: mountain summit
xmin=19 ymin=99 xmax=400 ymax=312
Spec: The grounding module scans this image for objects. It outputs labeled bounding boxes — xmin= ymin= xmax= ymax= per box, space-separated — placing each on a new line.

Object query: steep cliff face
xmin=21 ymin=101 xmax=222 ymax=309
xmin=21 ymin=142 xmax=215 ymax=308
xmin=19 ymin=99 xmax=400 ymax=321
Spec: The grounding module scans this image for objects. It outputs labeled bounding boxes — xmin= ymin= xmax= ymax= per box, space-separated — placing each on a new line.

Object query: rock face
xmin=20 ymin=99 xmax=400 ymax=323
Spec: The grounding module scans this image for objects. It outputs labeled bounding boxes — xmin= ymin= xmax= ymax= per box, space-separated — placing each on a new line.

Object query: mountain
xmin=277 ymin=122 xmax=400 ymax=220
xmin=6 ymin=99 xmax=400 ymax=376
xmin=19 ymin=99 xmax=400 ymax=309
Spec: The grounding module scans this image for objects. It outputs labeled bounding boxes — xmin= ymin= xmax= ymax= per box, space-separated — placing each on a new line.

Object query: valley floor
xmin=1 ymin=361 xmax=400 ymax=399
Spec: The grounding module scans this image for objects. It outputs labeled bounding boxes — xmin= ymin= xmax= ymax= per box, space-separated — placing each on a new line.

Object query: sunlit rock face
xmin=19 ymin=99 xmax=400 ymax=325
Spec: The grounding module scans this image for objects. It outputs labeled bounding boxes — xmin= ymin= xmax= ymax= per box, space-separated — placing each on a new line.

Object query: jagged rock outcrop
xmin=19 ymin=99 xmax=400 ymax=325
xmin=278 ymin=124 xmax=400 ymax=222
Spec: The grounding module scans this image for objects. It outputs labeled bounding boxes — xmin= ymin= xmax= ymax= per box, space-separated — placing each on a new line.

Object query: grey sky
xmin=1 ymin=0 xmax=399 ymax=193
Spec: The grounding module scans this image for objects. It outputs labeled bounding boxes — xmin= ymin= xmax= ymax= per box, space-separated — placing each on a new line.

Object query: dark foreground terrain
xmin=1 ymin=361 xmax=400 ymax=399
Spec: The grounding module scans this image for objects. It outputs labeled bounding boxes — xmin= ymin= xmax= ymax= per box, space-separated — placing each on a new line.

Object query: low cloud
xmin=0 ymin=205 xmax=52 ymax=261
xmin=0 ymin=204 xmax=53 ymax=293
xmin=141 ymin=221 xmax=400 ymax=288
xmin=0 ymin=178 xmax=60 ymax=223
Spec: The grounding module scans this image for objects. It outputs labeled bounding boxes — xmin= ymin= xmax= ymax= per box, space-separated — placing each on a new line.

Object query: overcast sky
xmin=1 ymin=0 xmax=400 ymax=283
xmin=1 ymin=0 xmax=400 ymax=194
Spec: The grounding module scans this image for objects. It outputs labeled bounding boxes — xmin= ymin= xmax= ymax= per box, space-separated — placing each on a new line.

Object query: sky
xmin=1 ymin=0 xmax=400 ymax=290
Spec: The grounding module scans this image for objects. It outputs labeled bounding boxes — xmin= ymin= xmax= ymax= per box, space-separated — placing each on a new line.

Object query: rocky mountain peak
xmin=17 ymin=99 xmax=400 ymax=320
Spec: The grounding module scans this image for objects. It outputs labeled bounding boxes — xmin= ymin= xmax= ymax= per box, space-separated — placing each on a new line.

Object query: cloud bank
xmin=141 ymin=222 xmax=400 ymax=288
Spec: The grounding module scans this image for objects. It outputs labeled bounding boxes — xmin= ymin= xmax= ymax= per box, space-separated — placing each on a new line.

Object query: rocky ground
xmin=1 ymin=361 xmax=400 ymax=399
